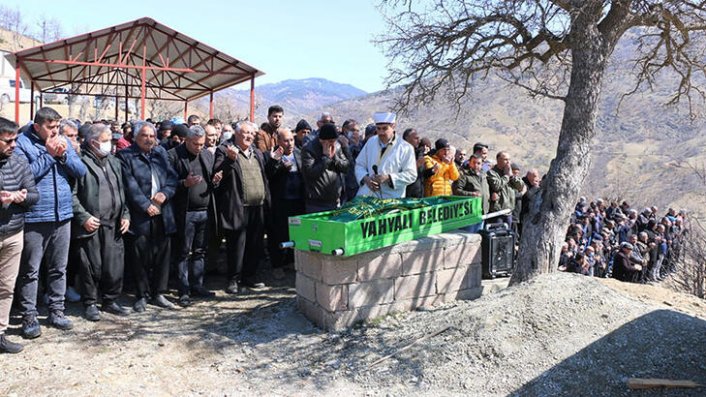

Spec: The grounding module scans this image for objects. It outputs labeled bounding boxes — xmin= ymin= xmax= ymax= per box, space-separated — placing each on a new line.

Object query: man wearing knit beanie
xmin=294 ymin=119 xmax=312 ymax=149
xmin=301 ymin=123 xmax=349 ymax=213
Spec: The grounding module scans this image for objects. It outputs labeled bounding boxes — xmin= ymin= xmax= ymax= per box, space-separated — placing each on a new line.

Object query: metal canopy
xmin=6 ymin=16 xmax=264 ymax=122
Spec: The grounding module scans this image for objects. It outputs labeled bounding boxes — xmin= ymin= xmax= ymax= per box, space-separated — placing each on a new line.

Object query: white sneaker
xmin=65 ymin=286 xmax=81 ymax=303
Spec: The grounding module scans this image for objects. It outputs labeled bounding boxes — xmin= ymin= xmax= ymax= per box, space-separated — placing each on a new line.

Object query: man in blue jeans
xmin=14 ymin=107 xmax=87 ymax=338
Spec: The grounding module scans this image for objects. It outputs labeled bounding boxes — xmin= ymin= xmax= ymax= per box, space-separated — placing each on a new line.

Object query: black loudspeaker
xmin=480 ymin=222 xmax=515 ymax=279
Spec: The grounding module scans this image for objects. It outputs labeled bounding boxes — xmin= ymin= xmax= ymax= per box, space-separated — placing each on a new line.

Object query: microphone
xmin=370 ymin=165 xmax=383 ymax=198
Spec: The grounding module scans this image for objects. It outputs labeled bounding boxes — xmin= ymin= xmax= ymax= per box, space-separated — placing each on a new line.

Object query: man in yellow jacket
xmin=423 ymin=139 xmax=460 ymax=197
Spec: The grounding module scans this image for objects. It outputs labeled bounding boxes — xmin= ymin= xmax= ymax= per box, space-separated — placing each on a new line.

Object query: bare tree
xmin=673 ymin=218 xmax=704 ymax=299
xmin=0 ymin=5 xmax=29 ymax=50
xmin=379 ymin=1 xmax=706 ymax=284
xmin=148 ymin=99 xmax=182 ymax=122
xmin=213 ymin=95 xmax=248 ymax=122
xmin=35 ymin=15 xmax=63 ymax=43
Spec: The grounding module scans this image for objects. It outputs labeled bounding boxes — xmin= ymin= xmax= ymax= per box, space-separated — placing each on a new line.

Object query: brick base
xmin=295 ymin=231 xmax=483 ymax=331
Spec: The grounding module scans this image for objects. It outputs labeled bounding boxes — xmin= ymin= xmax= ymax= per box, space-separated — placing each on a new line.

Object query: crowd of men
xmin=0 ymin=104 xmax=687 ymax=354
xmin=559 ymin=198 xmax=689 ymax=283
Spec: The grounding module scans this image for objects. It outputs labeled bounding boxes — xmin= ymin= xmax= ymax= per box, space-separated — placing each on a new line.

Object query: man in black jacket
xmin=214 ymin=121 xmax=270 ymax=294
xmin=301 ymin=123 xmax=349 ymax=213
xmin=168 ymin=125 xmax=221 ymax=306
xmin=117 ymin=122 xmax=178 ymax=312
xmin=265 ymin=128 xmax=305 ymax=279
xmin=0 ymin=117 xmax=39 ymax=353
xmin=612 ymin=242 xmax=643 ymax=282
xmin=519 ymin=169 xmax=541 ymax=237
xmin=403 ymin=128 xmax=425 ymax=198
xmin=72 ymin=123 xmax=131 ymax=321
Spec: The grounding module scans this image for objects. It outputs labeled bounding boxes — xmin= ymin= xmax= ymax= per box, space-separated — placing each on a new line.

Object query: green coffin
xmin=288 ymin=196 xmax=482 ymax=257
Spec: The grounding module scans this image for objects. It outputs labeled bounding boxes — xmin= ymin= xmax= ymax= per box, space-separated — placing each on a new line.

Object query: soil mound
xmin=334 ymin=273 xmax=706 ymax=396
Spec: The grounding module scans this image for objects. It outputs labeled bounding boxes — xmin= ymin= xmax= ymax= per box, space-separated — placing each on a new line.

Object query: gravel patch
xmin=2 ymin=272 xmax=705 ymax=396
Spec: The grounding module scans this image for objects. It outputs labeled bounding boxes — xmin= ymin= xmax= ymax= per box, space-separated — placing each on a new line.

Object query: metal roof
xmin=6 ymin=16 xmax=264 ymax=104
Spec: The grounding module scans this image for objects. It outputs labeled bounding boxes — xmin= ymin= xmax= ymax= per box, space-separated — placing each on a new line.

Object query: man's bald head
xmin=277 ymin=127 xmax=295 ymax=155
xmin=204 ymin=124 xmax=218 ymax=147
xmin=526 ymin=168 xmax=540 ymax=187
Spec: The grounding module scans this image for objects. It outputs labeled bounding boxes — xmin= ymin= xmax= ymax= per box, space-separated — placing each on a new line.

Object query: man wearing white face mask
xmin=220 ymin=123 xmax=235 ymax=144
xmin=72 ymin=123 xmax=131 ymax=321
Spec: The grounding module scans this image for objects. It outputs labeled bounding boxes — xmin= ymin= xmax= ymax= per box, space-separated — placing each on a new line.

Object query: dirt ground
xmin=2 ymin=271 xmax=705 ymax=397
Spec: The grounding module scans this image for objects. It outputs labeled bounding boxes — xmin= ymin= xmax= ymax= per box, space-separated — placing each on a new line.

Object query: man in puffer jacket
xmin=423 ymin=138 xmax=459 ymax=197
xmin=0 ymin=117 xmax=39 ymax=354
xmin=13 ymin=107 xmax=86 ymax=339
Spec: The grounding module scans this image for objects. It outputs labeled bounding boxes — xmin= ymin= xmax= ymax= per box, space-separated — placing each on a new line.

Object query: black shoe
xmin=133 ymin=297 xmax=147 ymax=313
xmin=84 ymin=304 xmax=101 ymax=322
xmin=225 ymin=279 xmax=239 ymax=294
xmin=151 ymin=294 xmax=175 ymax=309
xmin=48 ymin=311 xmax=74 ymax=330
xmin=0 ymin=333 xmax=24 ymax=354
xmin=102 ymin=301 xmax=130 ymax=316
xmin=21 ymin=315 xmax=41 ymax=339
xmin=191 ymin=286 xmax=216 ymax=298
xmin=241 ymin=279 xmax=266 ymax=290
xmin=177 ymin=294 xmax=192 ymax=307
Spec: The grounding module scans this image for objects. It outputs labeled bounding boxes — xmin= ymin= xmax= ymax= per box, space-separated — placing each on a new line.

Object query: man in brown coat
xmin=254 ymin=105 xmax=283 ymax=153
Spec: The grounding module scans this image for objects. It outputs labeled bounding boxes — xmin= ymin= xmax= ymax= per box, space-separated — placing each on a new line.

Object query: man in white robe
xmin=355 ymin=112 xmax=417 ymax=199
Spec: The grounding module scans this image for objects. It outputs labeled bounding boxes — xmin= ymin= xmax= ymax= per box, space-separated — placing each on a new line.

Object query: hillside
xmin=327 ymin=31 xmax=706 ymax=214
xmin=0 ymin=26 xmax=40 ymax=52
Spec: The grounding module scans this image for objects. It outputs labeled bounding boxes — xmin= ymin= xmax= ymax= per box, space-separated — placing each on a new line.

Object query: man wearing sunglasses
xmin=0 ymin=117 xmax=39 ymax=353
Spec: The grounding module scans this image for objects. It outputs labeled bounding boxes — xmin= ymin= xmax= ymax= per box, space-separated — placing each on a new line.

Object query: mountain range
xmin=215 ymin=77 xmax=368 ymax=121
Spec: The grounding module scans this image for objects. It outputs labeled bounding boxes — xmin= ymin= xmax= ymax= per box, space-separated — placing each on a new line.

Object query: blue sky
xmin=4 ymin=0 xmax=392 ymax=92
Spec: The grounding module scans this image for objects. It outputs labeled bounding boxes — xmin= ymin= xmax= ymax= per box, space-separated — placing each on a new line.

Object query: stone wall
xmin=295 ymin=231 xmax=483 ymax=330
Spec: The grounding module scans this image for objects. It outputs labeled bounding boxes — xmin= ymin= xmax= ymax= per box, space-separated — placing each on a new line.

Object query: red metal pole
xmin=184 ymin=101 xmax=188 ymax=121
xmin=140 ymin=67 xmax=146 ymax=120
xmin=140 ymin=45 xmax=146 ymax=120
xmin=209 ymin=91 xmax=214 ymax=119
xmin=249 ymin=76 xmax=255 ymax=121
xmin=14 ymin=64 xmax=20 ymax=124
xmin=124 ymin=81 xmax=129 ymax=123
xmin=30 ymin=80 xmax=35 ymax=118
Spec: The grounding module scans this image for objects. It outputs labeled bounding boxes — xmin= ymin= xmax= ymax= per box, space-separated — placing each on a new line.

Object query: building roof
xmin=5 ymin=17 xmax=264 ymax=102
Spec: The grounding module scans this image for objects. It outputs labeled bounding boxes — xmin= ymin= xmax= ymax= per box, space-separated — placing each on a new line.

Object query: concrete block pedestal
xmin=295 ymin=231 xmax=483 ymax=330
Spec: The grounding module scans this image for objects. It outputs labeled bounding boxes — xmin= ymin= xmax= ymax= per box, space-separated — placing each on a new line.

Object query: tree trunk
xmin=511 ymin=19 xmax=614 ymax=285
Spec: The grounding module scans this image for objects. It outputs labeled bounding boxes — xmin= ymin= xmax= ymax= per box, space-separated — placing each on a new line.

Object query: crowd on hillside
xmin=0 ymin=104 xmax=688 ymax=354
xmin=560 ymin=199 xmax=689 ymax=283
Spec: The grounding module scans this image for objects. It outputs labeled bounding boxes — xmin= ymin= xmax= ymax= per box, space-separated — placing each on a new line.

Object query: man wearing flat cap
xmin=612 ymin=242 xmax=643 ymax=282
xmin=354 ymin=112 xmax=417 ymax=199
